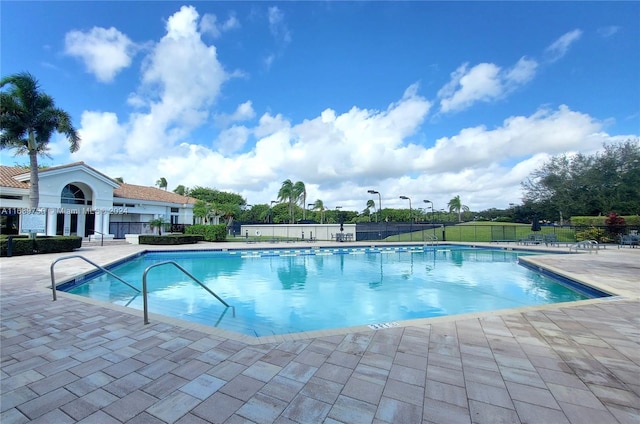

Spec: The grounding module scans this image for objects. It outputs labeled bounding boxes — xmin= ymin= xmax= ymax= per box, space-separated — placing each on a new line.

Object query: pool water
xmin=63 ymin=246 xmax=598 ymax=337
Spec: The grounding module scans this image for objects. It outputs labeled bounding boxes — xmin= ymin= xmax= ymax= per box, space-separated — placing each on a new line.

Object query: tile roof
xmin=0 ymin=163 xmax=196 ymax=205
xmin=114 ymin=183 xmax=197 ymax=205
xmin=0 ymin=166 xmax=30 ymax=189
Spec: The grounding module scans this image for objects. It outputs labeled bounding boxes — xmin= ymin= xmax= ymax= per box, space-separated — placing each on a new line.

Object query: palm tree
xmin=1 ymin=72 xmax=80 ymax=208
xmin=312 ymin=199 xmax=325 ymax=224
xmin=447 ymin=195 xmax=470 ymax=222
xmin=277 ymin=179 xmax=295 ymax=223
xmin=366 ymin=199 xmax=377 ymax=222
xmin=293 ymin=181 xmax=307 ymax=220
xmin=173 ymin=185 xmax=189 ymax=196
xmin=156 ymin=177 xmax=168 ymax=190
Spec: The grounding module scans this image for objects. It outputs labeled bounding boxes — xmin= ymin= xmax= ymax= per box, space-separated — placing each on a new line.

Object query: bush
xmin=138 ymin=234 xmax=204 ymax=245
xmin=185 ymin=224 xmax=227 ymax=241
xmin=574 ymin=227 xmax=616 ymax=243
xmin=0 ymin=235 xmax=82 ymax=257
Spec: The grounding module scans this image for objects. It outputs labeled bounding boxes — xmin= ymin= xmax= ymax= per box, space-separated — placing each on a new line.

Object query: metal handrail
xmin=570 ymin=240 xmax=600 ymax=253
xmin=423 ymin=233 xmax=438 ymax=245
xmin=51 ymin=255 xmax=140 ymax=301
xmin=142 ymin=261 xmax=232 ymax=325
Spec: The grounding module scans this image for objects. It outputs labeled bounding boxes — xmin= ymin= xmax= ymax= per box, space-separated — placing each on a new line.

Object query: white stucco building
xmin=0 ymin=162 xmax=196 ymax=239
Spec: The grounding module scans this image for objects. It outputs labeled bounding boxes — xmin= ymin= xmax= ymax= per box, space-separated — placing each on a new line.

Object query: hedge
xmin=0 ymin=236 xmax=82 ymax=257
xmin=138 ymin=234 xmax=204 ymax=245
xmin=185 ymin=224 xmax=227 ymax=241
xmin=571 ymin=215 xmax=640 ymax=226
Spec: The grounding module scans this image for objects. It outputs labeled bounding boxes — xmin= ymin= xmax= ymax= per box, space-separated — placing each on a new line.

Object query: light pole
xmin=367 ymin=190 xmax=382 ymax=223
xmin=424 ymin=200 xmax=434 ymax=238
xmin=400 ymin=196 xmax=412 ymax=240
xmin=270 ymin=200 xmax=277 ymax=224
xmin=307 ymin=203 xmax=314 ymax=222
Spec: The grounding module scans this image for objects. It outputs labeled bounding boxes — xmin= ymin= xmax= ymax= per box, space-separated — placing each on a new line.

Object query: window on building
xmin=61 ymin=184 xmax=86 ymax=205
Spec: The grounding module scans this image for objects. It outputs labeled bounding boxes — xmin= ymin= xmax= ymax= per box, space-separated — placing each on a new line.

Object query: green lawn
xmin=385 ymin=222 xmax=577 ymax=243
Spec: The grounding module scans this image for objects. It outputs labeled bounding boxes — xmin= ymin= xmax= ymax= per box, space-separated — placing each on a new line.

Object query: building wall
xmin=240 ymin=224 xmax=356 ymax=241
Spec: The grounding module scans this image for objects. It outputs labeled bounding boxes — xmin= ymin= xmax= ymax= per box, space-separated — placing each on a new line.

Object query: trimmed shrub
xmin=138 ymin=234 xmax=204 ymax=245
xmin=575 ymin=227 xmax=614 ymax=243
xmin=0 ymin=236 xmax=82 ymax=257
xmin=571 ymin=215 xmax=639 ymax=226
xmin=185 ymin=224 xmax=227 ymax=241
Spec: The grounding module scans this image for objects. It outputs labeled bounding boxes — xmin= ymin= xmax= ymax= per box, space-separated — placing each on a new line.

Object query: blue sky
xmin=2 ymin=1 xmax=639 ymax=212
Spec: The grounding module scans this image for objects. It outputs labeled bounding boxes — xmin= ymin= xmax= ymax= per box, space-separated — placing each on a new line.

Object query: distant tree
xmin=189 ymin=186 xmax=245 ymax=226
xmin=293 ymin=181 xmax=307 ymax=220
xmin=114 ymin=177 xmax=124 ymax=183
xmin=311 ymin=199 xmax=325 ymax=223
xmin=522 ymin=140 xmax=640 ymax=220
xmin=0 ymin=72 xmax=80 ymax=208
xmin=148 ymin=217 xmax=169 ymax=235
xmin=447 ymin=195 xmax=469 ymax=222
xmin=156 ymin=177 xmax=168 ymax=190
xmin=277 ymin=179 xmax=295 ymax=223
xmin=366 ymin=199 xmax=377 ymax=222
xmin=173 ymin=185 xmax=189 ymax=196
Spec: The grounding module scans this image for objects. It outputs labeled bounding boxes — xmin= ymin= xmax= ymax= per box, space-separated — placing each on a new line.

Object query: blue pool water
xmin=62 ymin=245 xmax=603 ymax=337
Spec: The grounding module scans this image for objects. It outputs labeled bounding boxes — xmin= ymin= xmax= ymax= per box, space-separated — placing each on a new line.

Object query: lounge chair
xmin=544 ymin=234 xmax=559 ymax=246
xmin=619 ymin=234 xmax=639 ymax=248
xmin=518 ymin=234 xmax=543 ymax=245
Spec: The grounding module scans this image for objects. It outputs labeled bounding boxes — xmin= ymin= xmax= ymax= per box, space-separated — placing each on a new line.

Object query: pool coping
xmin=47 ymin=241 xmax=632 ymax=346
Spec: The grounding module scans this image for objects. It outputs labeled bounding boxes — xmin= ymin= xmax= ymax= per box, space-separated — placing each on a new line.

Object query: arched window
xmin=61 ymin=184 xmax=86 ymax=205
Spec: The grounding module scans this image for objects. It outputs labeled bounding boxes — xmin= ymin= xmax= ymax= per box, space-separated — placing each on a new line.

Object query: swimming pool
xmin=60 ymin=245 xmax=607 ymax=337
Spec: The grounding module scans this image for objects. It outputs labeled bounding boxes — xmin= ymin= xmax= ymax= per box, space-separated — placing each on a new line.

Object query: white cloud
xmin=200 ymin=12 xmax=240 ymax=38
xmin=438 ymin=56 xmax=538 ymax=114
xmin=438 ymin=63 xmax=502 ymax=113
xmin=72 ymin=111 xmax=127 ymax=162
xmin=597 ymin=26 xmax=620 ymax=38
xmin=268 ymin=6 xmax=291 ymax=44
xmin=215 ymin=125 xmax=251 ymax=155
xmin=215 ymin=101 xmax=256 ymax=127
xmin=64 ymin=27 xmax=137 ymax=82
xmin=122 ymin=5 xmax=229 ymax=158
xmin=545 ymin=29 xmax=582 ymax=62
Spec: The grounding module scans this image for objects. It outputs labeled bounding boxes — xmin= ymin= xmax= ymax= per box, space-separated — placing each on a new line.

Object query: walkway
xmin=1 ymin=242 xmax=639 ymax=423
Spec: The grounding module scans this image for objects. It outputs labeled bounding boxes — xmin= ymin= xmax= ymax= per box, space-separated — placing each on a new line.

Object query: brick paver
xmin=1 ymin=242 xmax=639 ymax=423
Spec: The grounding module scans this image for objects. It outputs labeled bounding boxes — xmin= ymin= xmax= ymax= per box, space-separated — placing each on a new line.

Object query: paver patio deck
xmin=1 ymin=241 xmax=639 ymax=423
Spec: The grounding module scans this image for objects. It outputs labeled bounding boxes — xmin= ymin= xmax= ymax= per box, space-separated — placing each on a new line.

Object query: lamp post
xmin=424 ymin=200 xmax=435 ymax=238
xmin=367 ymin=190 xmax=382 ymax=223
xmin=270 ymin=200 xmax=277 ymax=224
xmin=307 ymin=203 xmax=314 ymax=222
xmin=400 ymin=196 xmax=412 ymax=240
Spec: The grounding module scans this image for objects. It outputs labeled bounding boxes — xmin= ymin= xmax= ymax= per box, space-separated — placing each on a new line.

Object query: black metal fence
xmin=357 ymin=223 xmax=639 ymax=244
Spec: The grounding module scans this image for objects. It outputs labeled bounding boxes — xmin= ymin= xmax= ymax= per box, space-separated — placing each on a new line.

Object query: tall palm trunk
xmin=28 ymin=131 xmax=39 ymax=209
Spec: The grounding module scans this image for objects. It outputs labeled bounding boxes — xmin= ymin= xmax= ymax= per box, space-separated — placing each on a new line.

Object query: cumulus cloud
xmin=126 ymin=5 xmax=229 ymax=157
xmin=545 ymin=29 xmax=582 ymax=62
xmin=438 ymin=57 xmax=538 ymax=113
xmin=64 ymin=27 xmax=137 ymax=82
xmin=73 ymin=111 xmax=127 ymax=162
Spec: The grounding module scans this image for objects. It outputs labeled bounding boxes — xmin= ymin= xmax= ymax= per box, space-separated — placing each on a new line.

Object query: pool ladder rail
xmin=423 ymin=234 xmax=438 ymax=246
xmin=50 ymin=255 xmax=234 ymax=325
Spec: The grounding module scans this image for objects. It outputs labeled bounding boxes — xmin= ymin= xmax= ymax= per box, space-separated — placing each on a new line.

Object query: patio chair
xmin=544 ymin=234 xmax=558 ymax=246
xmin=619 ymin=234 xmax=639 ymax=248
